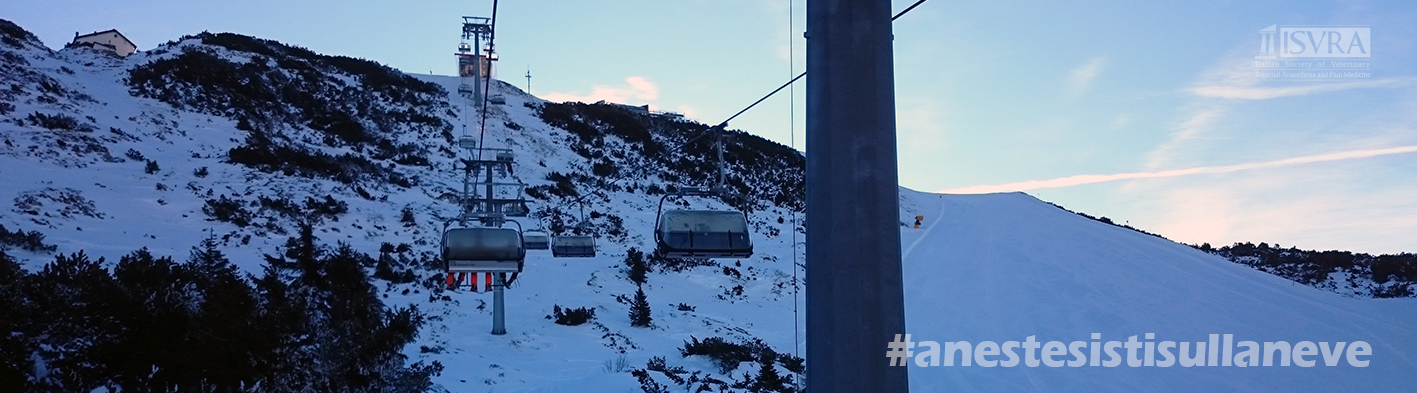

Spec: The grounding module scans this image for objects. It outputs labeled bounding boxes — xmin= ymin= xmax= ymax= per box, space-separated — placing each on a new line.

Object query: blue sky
xmin=4 ymin=0 xmax=1415 ymax=253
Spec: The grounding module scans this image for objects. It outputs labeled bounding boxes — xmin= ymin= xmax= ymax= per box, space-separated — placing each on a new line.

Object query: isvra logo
xmin=1257 ymin=25 xmax=1370 ymax=59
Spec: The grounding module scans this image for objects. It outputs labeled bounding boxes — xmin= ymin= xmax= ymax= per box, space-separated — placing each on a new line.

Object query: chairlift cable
xmin=788 ymin=0 xmax=801 ymax=379
xmin=716 ymin=72 xmax=804 ymax=130
xmin=559 ymin=124 xmax=719 ymax=211
xmin=476 ymin=0 xmax=500 ymax=161
xmin=712 ymin=0 xmax=926 ymax=131
xmin=893 ymin=0 xmax=928 ymax=21
xmin=554 ymin=0 xmax=928 ymax=239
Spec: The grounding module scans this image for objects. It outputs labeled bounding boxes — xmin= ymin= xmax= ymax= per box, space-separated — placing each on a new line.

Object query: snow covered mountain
xmin=2 ymin=19 xmax=1414 ymax=392
xmin=1 ymin=20 xmax=807 ymax=392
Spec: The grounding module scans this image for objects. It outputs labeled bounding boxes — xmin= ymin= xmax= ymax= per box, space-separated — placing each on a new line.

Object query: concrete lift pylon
xmin=805 ymin=0 xmax=909 ymax=391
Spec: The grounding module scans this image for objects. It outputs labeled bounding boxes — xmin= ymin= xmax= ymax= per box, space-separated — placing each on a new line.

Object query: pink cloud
xmin=542 ymin=76 xmax=659 ymax=105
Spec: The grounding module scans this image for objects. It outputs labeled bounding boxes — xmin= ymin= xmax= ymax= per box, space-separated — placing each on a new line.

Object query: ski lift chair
xmin=458 ymin=136 xmax=478 ymax=150
xmin=523 ymin=230 xmax=550 ymax=250
xmin=503 ymin=200 xmax=529 ymax=217
xmin=653 ymin=188 xmax=754 ymax=259
xmin=443 ymin=227 xmax=525 ymax=273
xmin=551 ymin=235 xmax=596 ymax=258
xmin=551 ymin=201 xmax=597 ymax=258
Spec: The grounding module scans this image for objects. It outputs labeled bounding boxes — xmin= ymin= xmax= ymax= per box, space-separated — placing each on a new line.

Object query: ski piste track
xmin=899 ymin=190 xmax=1417 ymax=392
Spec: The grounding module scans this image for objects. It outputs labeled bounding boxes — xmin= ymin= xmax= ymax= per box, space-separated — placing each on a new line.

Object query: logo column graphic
xmin=1257 ymin=25 xmax=1277 ymax=59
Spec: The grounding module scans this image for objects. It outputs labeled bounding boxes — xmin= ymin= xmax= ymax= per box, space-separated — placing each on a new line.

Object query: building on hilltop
xmin=595 ymin=100 xmax=650 ymax=114
xmin=66 ymin=29 xmax=136 ymax=56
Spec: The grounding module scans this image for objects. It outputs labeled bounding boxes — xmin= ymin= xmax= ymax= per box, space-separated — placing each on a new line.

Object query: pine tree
xmin=754 ymin=347 xmax=784 ymax=392
xmin=629 ymin=285 xmax=652 ymax=327
xmin=373 ymin=250 xmax=398 ymax=281
xmin=285 ymin=222 xmax=322 ymax=286
xmin=400 ymin=206 xmax=416 ymax=227
xmin=31 ymin=251 xmax=125 ymax=389
xmin=109 ymin=248 xmax=196 ymax=390
xmin=626 ymin=247 xmax=647 ymax=285
xmin=189 ymin=237 xmax=239 ymax=278
xmin=253 ymin=255 xmax=312 ymax=389
xmin=0 ymin=250 xmax=31 ymax=389
xmin=185 ymin=239 xmax=261 ymax=388
xmin=319 ymin=244 xmax=385 ymax=389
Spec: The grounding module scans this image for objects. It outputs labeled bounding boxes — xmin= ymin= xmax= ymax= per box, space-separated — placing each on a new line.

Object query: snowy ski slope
xmin=899 ymin=190 xmax=1417 ymax=392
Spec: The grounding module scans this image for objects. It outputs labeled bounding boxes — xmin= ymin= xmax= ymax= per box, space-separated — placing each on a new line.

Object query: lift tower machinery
xmin=441 ymin=147 xmax=531 ymax=336
xmin=457 ymin=17 xmax=493 ymax=105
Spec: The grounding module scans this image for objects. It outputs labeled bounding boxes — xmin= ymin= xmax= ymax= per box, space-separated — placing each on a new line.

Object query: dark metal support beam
xmin=805 ymin=0 xmax=908 ymax=391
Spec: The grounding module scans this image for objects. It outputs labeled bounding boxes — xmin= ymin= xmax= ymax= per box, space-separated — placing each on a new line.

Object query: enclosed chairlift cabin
xmin=551 ymin=202 xmax=597 ymax=258
xmin=522 ymin=230 xmax=550 ymax=250
xmin=650 ymin=124 xmax=754 ymax=259
xmin=653 ymin=187 xmax=753 ymax=259
xmin=655 ymin=210 xmax=753 ymax=258
xmin=551 ymin=235 xmax=596 ymax=257
xmin=443 ymin=227 xmax=525 ymax=273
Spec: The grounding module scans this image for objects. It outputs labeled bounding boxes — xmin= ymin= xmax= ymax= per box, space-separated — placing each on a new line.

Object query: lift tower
xmin=444 ymin=146 xmax=530 ymax=336
xmin=458 ymin=16 xmax=493 ymax=106
xmin=805 ymin=0 xmax=908 ymax=391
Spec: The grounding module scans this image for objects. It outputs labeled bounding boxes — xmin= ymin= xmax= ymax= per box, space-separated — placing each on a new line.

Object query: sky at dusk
xmin=4 ymin=0 xmax=1414 ymax=253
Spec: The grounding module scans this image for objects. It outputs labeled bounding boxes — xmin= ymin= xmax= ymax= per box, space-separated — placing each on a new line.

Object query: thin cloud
xmin=1110 ymin=114 xmax=1131 ymax=130
xmin=940 ymin=145 xmax=1417 ymax=194
xmin=1066 ymin=57 xmax=1108 ymax=97
xmin=1144 ymin=108 xmax=1224 ymax=169
xmin=542 ymin=76 xmax=659 ymax=105
xmin=1190 ymin=78 xmax=1415 ymax=100
xmin=897 ymin=96 xmax=951 ymax=155
xmin=1143 ymin=48 xmax=1257 ymax=170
